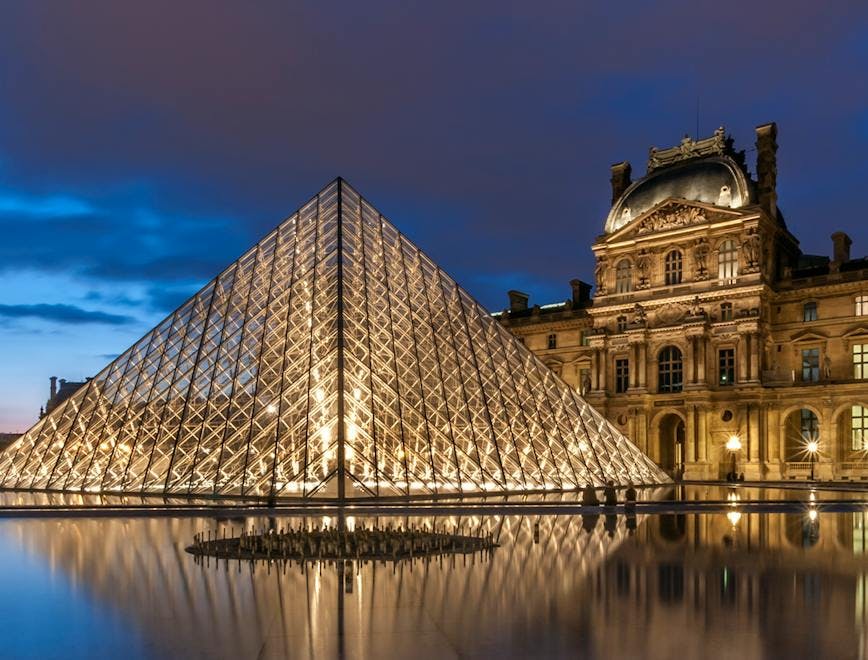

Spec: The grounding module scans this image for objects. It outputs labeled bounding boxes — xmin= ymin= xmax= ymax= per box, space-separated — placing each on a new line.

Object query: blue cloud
xmin=0 ymin=304 xmax=135 ymax=326
xmin=0 ymin=192 xmax=93 ymax=217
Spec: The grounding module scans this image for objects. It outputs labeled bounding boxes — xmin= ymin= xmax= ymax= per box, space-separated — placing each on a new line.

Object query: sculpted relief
xmin=742 ymin=228 xmax=761 ymax=273
xmin=636 ymin=204 xmax=707 ymax=235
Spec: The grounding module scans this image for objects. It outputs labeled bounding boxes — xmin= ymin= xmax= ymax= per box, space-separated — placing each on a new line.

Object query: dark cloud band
xmin=0 ymin=303 xmax=135 ymax=326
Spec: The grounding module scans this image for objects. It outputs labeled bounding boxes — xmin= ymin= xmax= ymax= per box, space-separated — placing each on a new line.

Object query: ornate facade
xmin=497 ymin=123 xmax=868 ymax=481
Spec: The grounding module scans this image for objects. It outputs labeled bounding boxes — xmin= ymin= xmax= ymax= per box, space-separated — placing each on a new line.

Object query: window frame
xmin=857 ymin=295 xmax=868 ymax=317
xmin=720 ymin=302 xmax=733 ymax=322
xmin=664 ymin=250 xmax=683 ymax=286
xmin=852 ymin=405 xmax=868 ymax=451
xmin=800 ymin=408 xmax=819 ymax=442
xmin=718 ymin=347 xmax=735 ymax=386
xmin=615 ymin=259 xmax=633 ymax=294
xmin=658 ymin=345 xmax=684 ymax=393
xmin=803 ymin=301 xmax=818 ymax=322
xmin=718 ymin=239 xmax=739 ymax=283
xmin=547 ymin=333 xmax=557 ymax=350
xmin=615 ymin=357 xmax=630 ymax=393
xmin=854 ymin=343 xmax=868 ymax=379
xmin=801 ymin=347 xmax=820 ymax=383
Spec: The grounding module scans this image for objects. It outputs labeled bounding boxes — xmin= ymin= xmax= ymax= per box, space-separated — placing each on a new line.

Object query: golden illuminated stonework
xmin=0 ymin=179 xmax=667 ymax=499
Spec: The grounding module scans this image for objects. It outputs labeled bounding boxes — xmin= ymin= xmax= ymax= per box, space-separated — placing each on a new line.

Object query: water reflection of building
xmin=497 ymin=124 xmax=868 ymax=482
xmin=0 ymin=513 xmax=635 ymax=658
xmin=4 ymin=509 xmax=868 ymax=658
xmin=596 ymin=509 xmax=868 ymax=659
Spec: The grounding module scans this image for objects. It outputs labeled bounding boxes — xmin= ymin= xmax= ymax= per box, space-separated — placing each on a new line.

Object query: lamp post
xmin=807 ymin=440 xmax=819 ymax=481
xmin=725 ymin=435 xmax=742 ymax=481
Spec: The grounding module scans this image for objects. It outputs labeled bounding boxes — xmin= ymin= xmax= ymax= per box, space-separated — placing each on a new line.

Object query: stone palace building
xmin=496 ymin=123 xmax=868 ymax=481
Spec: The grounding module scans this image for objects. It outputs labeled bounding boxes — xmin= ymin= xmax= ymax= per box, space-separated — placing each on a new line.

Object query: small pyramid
xmin=0 ymin=179 xmax=668 ymax=499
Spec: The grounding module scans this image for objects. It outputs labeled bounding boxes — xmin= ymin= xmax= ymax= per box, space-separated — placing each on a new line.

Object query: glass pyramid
xmin=0 ymin=179 xmax=668 ymax=499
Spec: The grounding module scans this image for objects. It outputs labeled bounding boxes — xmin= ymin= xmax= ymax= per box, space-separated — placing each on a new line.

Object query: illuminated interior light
xmin=0 ymin=180 xmax=665 ymax=499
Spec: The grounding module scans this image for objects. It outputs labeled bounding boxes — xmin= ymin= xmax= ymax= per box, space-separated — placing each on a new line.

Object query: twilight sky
xmin=0 ymin=1 xmax=867 ymax=431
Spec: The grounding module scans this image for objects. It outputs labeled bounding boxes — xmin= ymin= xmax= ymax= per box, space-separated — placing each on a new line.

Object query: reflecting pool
xmin=1 ymin=496 xmax=868 ymax=658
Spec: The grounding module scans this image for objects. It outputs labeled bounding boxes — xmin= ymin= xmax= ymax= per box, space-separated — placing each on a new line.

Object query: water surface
xmin=0 ymin=489 xmax=866 ymax=659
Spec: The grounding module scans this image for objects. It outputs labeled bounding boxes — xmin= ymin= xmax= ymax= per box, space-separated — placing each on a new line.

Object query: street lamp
xmin=725 ymin=435 xmax=742 ymax=481
xmin=806 ymin=440 xmax=819 ymax=481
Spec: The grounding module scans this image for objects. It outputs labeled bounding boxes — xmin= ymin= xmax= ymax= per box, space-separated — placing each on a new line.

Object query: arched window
xmin=718 ymin=239 xmax=738 ymax=283
xmin=664 ymin=251 xmax=683 ymax=285
xmin=615 ymin=259 xmax=633 ymax=293
xmin=658 ymin=346 xmax=683 ymax=393
xmin=784 ymin=408 xmax=820 ymax=460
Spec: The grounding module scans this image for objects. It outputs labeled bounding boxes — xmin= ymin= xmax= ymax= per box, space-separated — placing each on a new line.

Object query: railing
xmin=840 ymin=462 xmax=868 ymax=471
xmin=785 ymin=462 xmax=812 ymax=471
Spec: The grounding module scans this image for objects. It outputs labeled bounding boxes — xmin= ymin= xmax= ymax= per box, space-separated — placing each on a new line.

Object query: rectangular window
xmin=803 ymin=301 xmax=818 ymax=322
xmin=616 ymin=316 xmax=628 ymax=333
xmin=615 ymin=358 xmax=629 ymax=393
xmin=802 ymin=348 xmax=820 ymax=383
xmin=581 ymin=332 xmax=591 ymax=346
xmin=718 ymin=348 xmax=735 ymax=386
xmin=720 ymin=303 xmax=733 ymax=321
xmin=854 ymin=344 xmax=868 ymax=379
xmin=547 ymin=333 xmax=557 ymax=349
xmin=853 ymin=405 xmax=868 ymax=450
xmin=857 ymin=295 xmax=868 ymax=317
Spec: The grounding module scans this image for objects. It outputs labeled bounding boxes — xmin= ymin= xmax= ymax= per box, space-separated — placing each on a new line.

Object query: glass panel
xmin=0 ymin=179 xmax=668 ymax=498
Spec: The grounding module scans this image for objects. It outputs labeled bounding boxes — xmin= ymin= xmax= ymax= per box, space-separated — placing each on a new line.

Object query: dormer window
xmin=664 ymin=251 xmax=683 ymax=285
xmin=615 ymin=259 xmax=633 ymax=293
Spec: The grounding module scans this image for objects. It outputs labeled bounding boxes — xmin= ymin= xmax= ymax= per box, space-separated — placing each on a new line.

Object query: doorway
xmin=658 ymin=413 xmax=685 ymax=479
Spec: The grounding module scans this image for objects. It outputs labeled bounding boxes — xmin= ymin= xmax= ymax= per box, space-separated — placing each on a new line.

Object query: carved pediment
xmin=842 ymin=325 xmax=868 ymax=339
xmin=604 ymin=199 xmax=745 ymax=242
xmin=636 ymin=203 xmax=707 ymax=235
xmin=790 ymin=329 xmax=829 ymax=343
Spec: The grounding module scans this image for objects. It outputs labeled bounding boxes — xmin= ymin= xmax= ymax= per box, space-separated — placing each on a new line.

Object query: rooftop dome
xmin=604 ymin=128 xmax=755 ymax=234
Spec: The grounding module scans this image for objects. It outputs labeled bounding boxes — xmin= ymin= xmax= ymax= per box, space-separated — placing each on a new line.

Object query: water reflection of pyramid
xmin=0 ymin=179 xmax=667 ymax=499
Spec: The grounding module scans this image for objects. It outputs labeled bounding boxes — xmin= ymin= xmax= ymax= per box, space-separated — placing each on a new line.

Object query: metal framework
xmin=0 ymin=179 xmax=667 ymax=499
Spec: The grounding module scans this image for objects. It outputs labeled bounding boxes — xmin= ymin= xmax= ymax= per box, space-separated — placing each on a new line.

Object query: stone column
xmin=697 ymin=409 xmax=708 ymax=463
xmin=750 ymin=333 xmax=761 ymax=382
xmin=696 ymin=336 xmax=708 ymax=385
xmin=737 ymin=335 xmax=749 ymax=383
xmin=589 ymin=350 xmax=598 ymax=390
xmin=748 ymin=405 xmax=760 ymax=462
xmin=686 ymin=404 xmax=697 ymax=463
xmin=598 ymin=350 xmax=607 ymax=393
xmin=638 ymin=342 xmax=648 ymax=389
xmin=686 ymin=337 xmax=696 ymax=385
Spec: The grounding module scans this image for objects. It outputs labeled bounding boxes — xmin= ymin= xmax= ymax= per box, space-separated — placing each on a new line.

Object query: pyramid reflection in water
xmin=0 ymin=179 xmax=667 ymax=498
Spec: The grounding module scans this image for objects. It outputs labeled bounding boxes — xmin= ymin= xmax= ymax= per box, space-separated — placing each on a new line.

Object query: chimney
xmin=610 ymin=162 xmax=632 ymax=205
xmin=755 ymin=122 xmax=778 ymax=218
xmin=49 ymin=376 xmax=57 ymax=399
xmin=832 ymin=231 xmax=852 ymax=265
xmin=570 ymin=279 xmax=592 ymax=307
xmin=508 ymin=290 xmax=529 ymax=313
